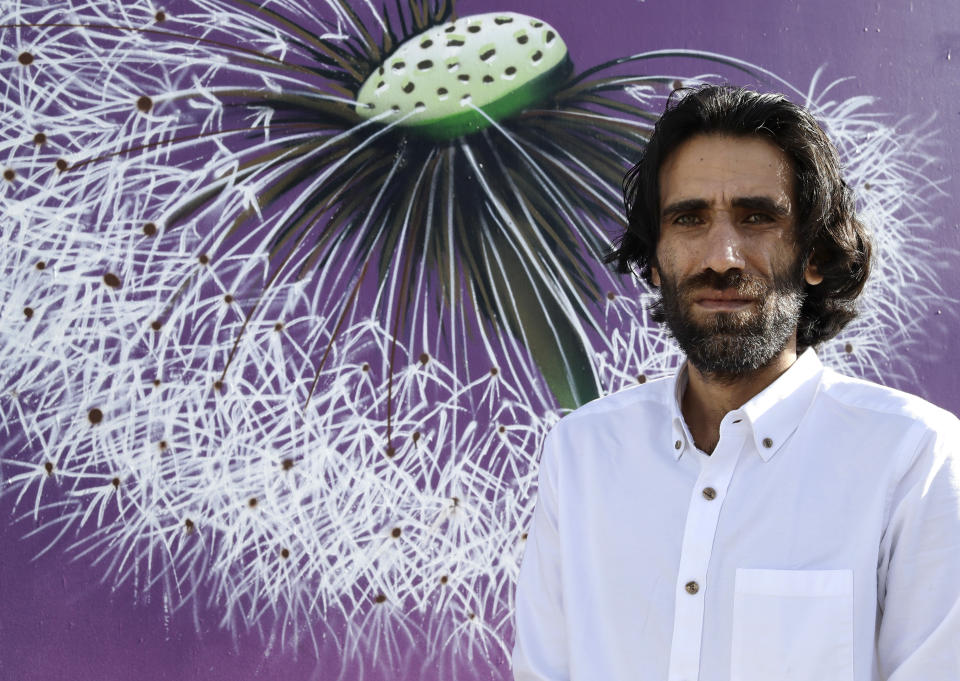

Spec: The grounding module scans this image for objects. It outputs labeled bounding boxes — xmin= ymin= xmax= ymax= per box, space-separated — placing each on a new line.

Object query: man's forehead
xmin=658 ymin=134 xmax=796 ymax=208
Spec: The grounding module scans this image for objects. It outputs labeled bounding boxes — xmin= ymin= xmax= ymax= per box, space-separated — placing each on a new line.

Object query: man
xmin=512 ymin=86 xmax=960 ymax=681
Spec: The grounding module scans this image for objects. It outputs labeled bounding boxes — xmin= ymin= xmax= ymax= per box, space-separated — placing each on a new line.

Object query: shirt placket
xmin=667 ymin=426 xmax=746 ymax=681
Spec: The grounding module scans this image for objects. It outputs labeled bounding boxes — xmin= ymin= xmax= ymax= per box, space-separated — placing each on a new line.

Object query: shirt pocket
xmin=730 ymin=568 xmax=854 ymax=681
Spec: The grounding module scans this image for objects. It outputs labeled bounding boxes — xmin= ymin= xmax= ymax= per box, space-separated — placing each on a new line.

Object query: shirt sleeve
xmin=877 ymin=416 xmax=960 ymax=679
xmin=512 ymin=427 xmax=569 ymax=681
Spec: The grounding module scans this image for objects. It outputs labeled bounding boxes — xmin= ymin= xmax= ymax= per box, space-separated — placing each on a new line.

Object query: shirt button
xmin=702 ymin=487 xmax=717 ymax=500
xmin=762 ymin=437 xmax=773 ymax=448
xmin=685 ymin=581 xmax=699 ymax=595
xmin=674 ymin=440 xmax=682 ymax=450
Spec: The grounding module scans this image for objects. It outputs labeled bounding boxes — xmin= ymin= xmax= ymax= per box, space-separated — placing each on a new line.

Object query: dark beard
xmin=651 ymin=265 xmax=805 ymax=382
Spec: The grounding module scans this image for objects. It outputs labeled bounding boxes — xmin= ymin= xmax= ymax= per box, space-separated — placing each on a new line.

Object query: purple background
xmin=2 ymin=0 xmax=958 ymax=679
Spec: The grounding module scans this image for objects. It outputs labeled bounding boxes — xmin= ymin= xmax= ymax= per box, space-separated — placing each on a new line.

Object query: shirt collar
xmin=669 ymin=348 xmax=824 ymax=462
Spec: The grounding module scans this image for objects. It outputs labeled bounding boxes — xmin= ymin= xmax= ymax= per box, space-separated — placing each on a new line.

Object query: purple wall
xmin=2 ymin=1 xmax=957 ymax=680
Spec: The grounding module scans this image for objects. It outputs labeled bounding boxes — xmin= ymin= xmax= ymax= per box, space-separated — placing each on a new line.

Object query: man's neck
xmin=681 ymin=343 xmax=800 ymax=454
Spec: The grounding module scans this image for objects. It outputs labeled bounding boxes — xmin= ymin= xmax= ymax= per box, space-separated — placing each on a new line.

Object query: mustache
xmin=676 ymin=270 xmax=770 ymax=298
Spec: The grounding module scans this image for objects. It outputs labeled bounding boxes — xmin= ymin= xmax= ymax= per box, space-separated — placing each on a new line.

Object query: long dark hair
xmin=607 ymin=85 xmax=871 ymax=349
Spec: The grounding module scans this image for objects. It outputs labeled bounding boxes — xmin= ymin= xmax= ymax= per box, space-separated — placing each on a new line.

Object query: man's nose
xmin=700 ymin=216 xmax=746 ymax=274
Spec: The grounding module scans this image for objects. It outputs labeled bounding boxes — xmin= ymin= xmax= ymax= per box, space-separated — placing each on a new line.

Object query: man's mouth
xmin=693 ymin=290 xmax=756 ymax=311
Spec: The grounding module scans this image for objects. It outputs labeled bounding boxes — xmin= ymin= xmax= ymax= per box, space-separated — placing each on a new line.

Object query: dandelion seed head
xmin=355 ymin=12 xmax=570 ymax=139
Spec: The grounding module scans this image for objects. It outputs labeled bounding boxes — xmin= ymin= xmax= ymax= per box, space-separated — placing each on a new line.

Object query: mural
xmin=0 ymin=0 xmax=955 ymax=679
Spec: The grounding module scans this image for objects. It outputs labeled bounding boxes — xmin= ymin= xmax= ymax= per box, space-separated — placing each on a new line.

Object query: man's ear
xmin=650 ymin=266 xmax=661 ymax=287
xmin=804 ymin=257 xmax=823 ymax=286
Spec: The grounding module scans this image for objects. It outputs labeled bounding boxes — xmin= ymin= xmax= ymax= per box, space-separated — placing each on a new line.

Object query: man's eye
xmin=674 ymin=214 xmax=701 ymax=226
xmin=744 ymin=213 xmax=774 ymax=224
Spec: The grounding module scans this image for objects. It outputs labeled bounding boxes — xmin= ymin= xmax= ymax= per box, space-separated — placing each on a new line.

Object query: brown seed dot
xmin=55 ymin=159 xmax=69 ymax=172
xmin=88 ymin=408 xmax=103 ymax=424
xmin=111 ymin=477 xmax=120 ymax=488
xmin=158 ymin=440 xmax=168 ymax=450
xmin=845 ymin=343 xmax=854 ymax=353
xmin=223 ymin=294 xmax=234 ymax=304
xmin=606 ymin=291 xmax=616 ymax=300
xmin=35 ymin=261 xmax=46 ymax=271
xmin=184 ymin=518 xmax=195 ymax=532
xmin=440 ymin=575 xmax=449 ymax=584
xmin=272 ymin=321 xmax=284 ymax=332
xmin=437 ymin=87 xmax=448 ymax=96
xmin=361 ymin=363 xmax=370 ymax=372
xmin=213 ymin=380 xmax=224 ymax=392
xmin=392 ymin=60 xmax=406 ymax=71
xmin=152 ymin=378 xmax=161 ymax=387
xmin=103 ymin=273 xmax=121 ymax=288
xmin=155 ymin=10 xmax=166 ymax=21
xmin=504 ymin=66 xmax=517 ymax=76
xmin=637 ymin=374 xmax=647 ymax=384
xmin=248 ymin=497 xmax=258 ymax=508
xmin=411 ymin=431 xmax=420 ymax=442
xmin=445 ymin=25 xmax=456 ymax=33
xmin=483 ymin=75 xmax=494 ymax=83
xmin=490 ymin=367 xmax=498 ymax=376
xmin=419 ymin=352 xmax=429 ymax=365
xmin=18 ymin=52 xmax=34 ymax=66
xmin=378 ymin=65 xmax=385 ymax=75
xmin=198 ymin=253 xmax=209 ymax=265
xmin=545 ymin=30 xmax=556 ymax=43
xmin=420 ymin=39 xmax=434 ymax=48
xmin=447 ymin=39 xmax=464 ymax=47
xmin=281 ymin=458 xmax=294 ymax=470
xmin=374 ymin=593 xmax=387 ymax=603
xmin=532 ymin=21 xmax=543 ymax=27
xmin=517 ymin=34 xmax=529 ymax=45
xmin=414 ymin=101 xmax=425 ymax=110
xmin=498 ymin=425 xmax=506 ymax=433
xmin=136 ymin=96 xmax=153 ymax=112
xmin=521 ymin=532 xmax=528 ymax=540
xmin=417 ymin=59 xmax=433 ymax=70
xmin=468 ymin=25 xmax=481 ymax=33
xmin=451 ymin=496 xmax=459 ymax=507
xmin=150 ymin=320 xmax=162 ymax=331
xmin=385 ymin=445 xmax=395 ymax=457
xmin=402 ymin=82 xmax=415 ymax=94
xmin=391 ymin=527 xmax=401 ymax=538
xmin=3 ymin=169 xmax=14 ymax=181
xmin=23 ymin=307 xmax=34 ymax=319
xmin=458 ymin=74 xmax=470 ymax=82
xmin=280 ymin=547 xmax=290 ymax=559
xmin=532 ymin=50 xmax=543 ymax=63
xmin=480 ymin=49 xmax=496 ymax=61
xmin=495 ymin=16 xmax=514 ymax=24
xmin=44 ymin=461 xmax=54 ymax=475
xmin=390 ymin=105 xmax=400 ymax=112
xmin=468 ymin=613 xmax=476 ymax=620
xmin=863 ymin=182 xmax=872 ymax=191
xmin=33 ymin=132 xmax=47 ymax=145
xmin=143 ymin=222 xmax=158 ymax=236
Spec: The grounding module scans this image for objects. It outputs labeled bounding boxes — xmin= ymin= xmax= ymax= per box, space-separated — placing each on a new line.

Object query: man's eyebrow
xmin=731 ymin=196 xmax=792 ymax=216
xmin=661 ymin=198 xmax=709 ymax=218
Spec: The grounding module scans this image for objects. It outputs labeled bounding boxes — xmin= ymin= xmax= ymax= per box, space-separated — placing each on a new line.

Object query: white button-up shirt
xmin=513 ymin=349 xmax=960 ymax=681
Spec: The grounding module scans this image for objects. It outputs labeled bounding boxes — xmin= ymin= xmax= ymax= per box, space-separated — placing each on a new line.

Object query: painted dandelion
xmin=0 ymin=0 xmax=945 ymax=675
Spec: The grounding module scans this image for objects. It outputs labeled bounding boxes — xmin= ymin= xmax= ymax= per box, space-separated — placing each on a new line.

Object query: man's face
xmin=651 ymin=134 xmax=822 ymax=378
